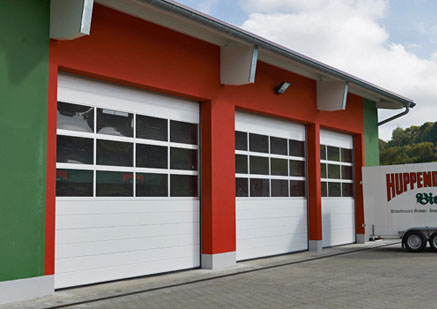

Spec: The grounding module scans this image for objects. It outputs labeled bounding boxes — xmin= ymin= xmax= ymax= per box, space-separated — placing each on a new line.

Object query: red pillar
xmin=307 ymin=123 xmax=323 ymax=249
xmin=45 ymin=61 xmax=57 ymax=275
xmin=200 ymin=99 xmax=236 ymax=268
xmin=354 ymin=134 xmax=365 ymax=240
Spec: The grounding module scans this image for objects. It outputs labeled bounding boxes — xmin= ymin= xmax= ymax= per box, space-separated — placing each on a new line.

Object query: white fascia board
xmin=221 ymin=45 xmax=258 ymax=85
xmin=317 ymin=80 xmax=348 ymax=111
xmin=50 ymin=0 xmax=94 ymax=40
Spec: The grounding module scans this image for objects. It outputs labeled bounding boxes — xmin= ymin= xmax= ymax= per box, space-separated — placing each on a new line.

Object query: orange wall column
xmin=354 ymin=134 xmax=366 ymax=243
xmin=307 ymin=123 xmax=323 ymax=251
xmin=200 ymin=99 xmax=236 ymax=268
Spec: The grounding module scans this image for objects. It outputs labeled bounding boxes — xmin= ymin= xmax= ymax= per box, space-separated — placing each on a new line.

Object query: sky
xmin=175 ymin=0 xmax=437 ymax=141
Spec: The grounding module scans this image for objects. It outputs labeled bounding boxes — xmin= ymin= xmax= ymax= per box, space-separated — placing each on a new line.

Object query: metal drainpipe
xmin=378 ymin=104 xmax=412 ymax=126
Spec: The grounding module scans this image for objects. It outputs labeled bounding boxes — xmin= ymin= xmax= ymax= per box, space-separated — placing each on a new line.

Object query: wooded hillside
xmin=380 ymin=122 xmax=437 ymax=165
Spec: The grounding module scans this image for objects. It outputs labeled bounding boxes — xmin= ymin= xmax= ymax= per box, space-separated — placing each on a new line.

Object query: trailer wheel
xmin=404 ymin=231 xmax=426 ymax=252
xmin=429 ymin=233 xmax=437 ymax=252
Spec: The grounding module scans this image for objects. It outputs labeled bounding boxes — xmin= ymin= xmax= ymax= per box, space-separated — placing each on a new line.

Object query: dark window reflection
xmin=57 ymin=135 xmax=93 ymax=164
xmin=250 ymin=156 xmax=269 ymax=175
xmin=327 ymin=146 xmax=340 ymax=161
xmin=289 ymin=140 xmax=305 ymax=157
xmin=341 ymin=165 xmax=353 ymax=180
xmin=170 ymin=120 xmax=198 ymax=145
xmin=136 ymin=173 xmax=168 ymax=197
xmin=271 ymin=158 xmax=288 ymax=176
xmin=97 ymin=108 xmax=133 ymax=137
xmin=170 ymin=175 xmax=198 ymax=197
xmin=235 ymin=131 xmax=248 ymax=151
xmin=341 ymin=148 xmax=353 ymax=163
xmin=342 ymin=183 xmax=354 ymax=197
xmin=290 ymin=160 xmax=305 ymax=177
xmin=236 ymin=178 xmax=248 ymax=197
xmin=321 ymin=181 xmax=328 ymax=197
xmin=328 ymin=182 xmax=341 ymax=197
xmin=320 ymin=145 xmax=326 ymax=160
xmin=271 ymin=179 xmax=288 ymax=197
xmin=249 ymin=133 xmax=268 ymax=153
xmin=270 ymin=137 xmax=288 ymax=155
xmin=136 ymin=144 xmax=167 ymax=169
xmin=250 ymin=178 xmax=269 ymax=197
xmin=290 ymin=180 xmax=305 ymax=197
xmin=328 ymin=164 xmax=341 ymax=179
xmin=321 ymin=163 xmax=327 ymax=178
xmin=56 ymin=169 xmax=93 ymax=196
xmin=136 ymin=115 xmax=167 ymax=141
xmin=236 ymin=155 xmax=248 ymax=174
xmin=96 ymin=171 xmax=133 ymax=196
xmin=57 ymin=102 xmax=94 ymax=132
xmin=97 ymin=140 xmax=133 ymax=167
xmin=170 ymin=148 xmax=197 ymax=170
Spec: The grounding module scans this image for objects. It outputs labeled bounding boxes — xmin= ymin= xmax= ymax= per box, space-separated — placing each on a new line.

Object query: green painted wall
xmin=0 ymin=0 xmax=49 ymax=281
xmin=363 ymin=98 xmax=380 ymax=166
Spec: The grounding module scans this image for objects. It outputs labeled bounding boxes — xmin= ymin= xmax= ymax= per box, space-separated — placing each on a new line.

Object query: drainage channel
xmin=46 ymin=242 xmax=400 ymax=308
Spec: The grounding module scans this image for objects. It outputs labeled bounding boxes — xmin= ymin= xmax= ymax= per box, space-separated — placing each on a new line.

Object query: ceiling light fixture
xmin=274 ymin=81 xmax=291 ymax=94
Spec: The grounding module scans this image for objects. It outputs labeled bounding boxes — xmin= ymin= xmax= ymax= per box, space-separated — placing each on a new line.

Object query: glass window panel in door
xmin=136 ymin=115 xmax=167 ymax=141
xmin=289 ymin=139 xmax=305 ymax=157
xmin=235 ymin=131 xmax=248 ymax=151
xmin=327 ymin=146 xmax=340 ymax=161
xmin=342 ymin=183 xmax=354 ymax=197
xmin=270 ymin=137 xmax=288 ymax=155
xmin=250 ymin=178 xmax=269 ymax=197
xmin=321 ymin=163 xmax=327 ymax=178
xmin=170 ymin=148 xmax=197 ymax=170
xmin=96 ymin=171 xmax=133 ymax=196
xmin=136 ymin=173 xmax=168 ymax=197
xmin=250 ymin=156 xmax=269 ymax=175
xmin=97 ymin=140 xmax=133 ymax=167
xmin=170 ymin=120 xmax=198 ymax=145
xmin=328 ymin=182 xmax=341 ymax=197
xmin=97 ymin=108 xmax=133 ymax=137
xmin=341 ymin=165 xmax=353 ymax=180
xmin=249 ymin=133 xmax=268 ymax=153
xmin=236 ymin=178 xmax=248 ymax=197
xmin=235 ymin=155 xmax=248 ymax=174
xmin=136 ymin=144 xmax=167 ymax=169
xmin=290 ymin=180 xmax=306 ymax=197
xmin=57 ymin=102 xmax=94 ymax=132
xmin=56 ymin=169 xmax=93 ymax=197
xmin=57 ymin=135 xmax=93 ymax=164
xmin=327 ymin=164 xmax=341 ymax=179
xmin=170 ymin=175 xmax=198 ymax=197
xmin=271 ymin=179 xmax=289 ymax=197
xmin=290 ymin=160 xmax=305 ymax=177
xmin=320 ymin=145 xmax=326 ymax=160
xmin=271 ymin=158 xmax=288 ymax=176
xmin=321 ymin=181 xmax=328 ymax=197
xmin=341 ymin=148 xmax=353 ymax=163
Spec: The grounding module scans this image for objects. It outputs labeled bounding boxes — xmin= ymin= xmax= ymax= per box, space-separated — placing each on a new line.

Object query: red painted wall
xmin=46 ymin=4 xmax=365 ymax=273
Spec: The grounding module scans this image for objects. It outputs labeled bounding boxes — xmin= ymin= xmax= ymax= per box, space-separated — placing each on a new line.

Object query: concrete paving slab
xmin=2 ymin=240 xmax=400 ymax=309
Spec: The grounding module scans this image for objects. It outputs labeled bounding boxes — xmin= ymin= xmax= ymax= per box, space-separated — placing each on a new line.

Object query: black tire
xmin=404 ymin=231 xmax=426 ymax=252
xmin=429 ymin=232 xmax=437 ymax=252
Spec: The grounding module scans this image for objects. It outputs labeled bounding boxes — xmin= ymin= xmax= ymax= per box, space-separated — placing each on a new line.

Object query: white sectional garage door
xmin=55 ymin=74 xmax=200 ymax=288
xmin=320 ymin=129 xmax=355 ymax=247
xmin=235 ymin=112 xmax=308 ymax=261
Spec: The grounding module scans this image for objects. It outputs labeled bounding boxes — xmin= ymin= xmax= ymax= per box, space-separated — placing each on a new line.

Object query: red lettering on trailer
xmin=410 ymin=172 xmax=417 ymax=190
xmin=423 ymin=172 xmax=432 ymax=187
xmin=386 ymin=173 xmax=396 ymax=202
xmin=403 ymin=173 xmax=410 ymax=192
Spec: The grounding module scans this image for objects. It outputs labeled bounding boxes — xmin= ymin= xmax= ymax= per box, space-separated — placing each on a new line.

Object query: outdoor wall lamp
xmin=274 ymin=81 xmax=291 ymax=94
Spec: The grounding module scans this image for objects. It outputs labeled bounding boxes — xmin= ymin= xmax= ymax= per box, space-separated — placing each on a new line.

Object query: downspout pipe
xmin=378 ymin=102 xmax=416 ymax=126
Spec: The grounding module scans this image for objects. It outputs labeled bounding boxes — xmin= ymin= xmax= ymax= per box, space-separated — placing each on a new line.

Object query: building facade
xmin=0 ymin=0 xmax=415 ymax=304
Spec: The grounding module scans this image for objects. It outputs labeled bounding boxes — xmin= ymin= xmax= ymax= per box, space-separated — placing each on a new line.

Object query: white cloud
xmin=196 ymin=0 xmax=217 ymax=14
xmin=239 ymin=0 xmax=437 ymax=141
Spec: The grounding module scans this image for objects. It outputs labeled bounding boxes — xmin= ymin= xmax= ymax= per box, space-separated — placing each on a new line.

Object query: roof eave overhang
xmin=95 ymin=0 xmax=415 ymax=110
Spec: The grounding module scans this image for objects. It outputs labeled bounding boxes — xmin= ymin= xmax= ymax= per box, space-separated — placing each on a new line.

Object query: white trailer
xmin=363 ymin=162 xmax=437 ymax=252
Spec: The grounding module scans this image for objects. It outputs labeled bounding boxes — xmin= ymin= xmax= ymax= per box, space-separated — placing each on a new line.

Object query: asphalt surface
xmin=6 ymin=241 xmax=437 ymax=308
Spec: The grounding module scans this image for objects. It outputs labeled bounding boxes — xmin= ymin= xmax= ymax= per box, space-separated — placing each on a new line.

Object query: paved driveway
xmin=72 ymin=244 xmax=436 ymax=309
